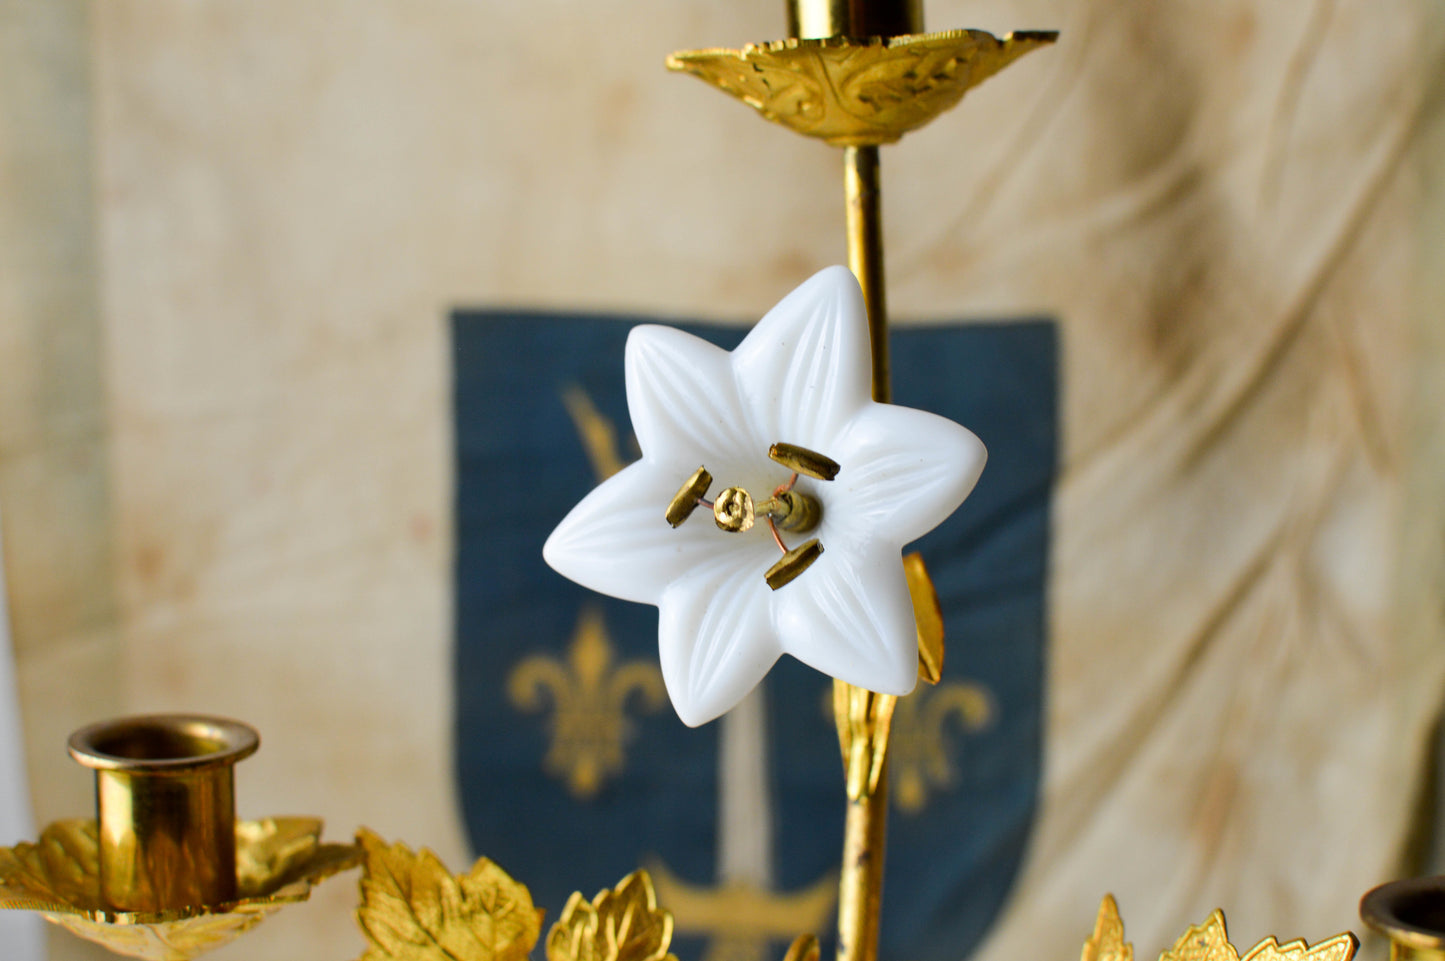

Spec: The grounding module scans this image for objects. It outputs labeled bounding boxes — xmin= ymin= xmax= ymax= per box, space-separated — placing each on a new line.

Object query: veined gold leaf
xmin=354 ymin=829 xmax=543 ymax=961
xmin=1160 ymin=911 xmax=1239 ymax=961
xmin=236 ymin=817 xmax=359 ymax=897
xmin=51 ymin=905 xmax=282 ymax=961
xmin=1082 ymin=895 xmax=1133 ymax=961
xmin=0 ymin=819 xmax=101 ymax=913
xmin=1241 ymin=933 xmax=1358 ymax=961
xmin=546 ymin=870 xmax=676 ymax=961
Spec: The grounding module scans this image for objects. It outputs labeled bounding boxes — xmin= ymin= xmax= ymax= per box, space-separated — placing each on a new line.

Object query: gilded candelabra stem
xmin=668 ymin=0 xmax=1055 ymax=956
xmin=835 ymin=141 xmax=896 ymax=961
xmin=800 ymin=4 xmax=912 ymax=961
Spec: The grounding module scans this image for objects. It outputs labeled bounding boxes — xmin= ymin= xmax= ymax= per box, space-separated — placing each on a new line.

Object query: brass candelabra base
xmin=0 ymin=714 xmax=357 ymax=960
xmin=1 ymin=817 xmax=357 ymax=960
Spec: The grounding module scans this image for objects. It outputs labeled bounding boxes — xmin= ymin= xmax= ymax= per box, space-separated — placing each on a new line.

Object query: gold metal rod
xmin=836 ymin=139 xmax=895 ymax=961
xmin=786 ymin=10 xmax=908 ymax=961
xmin=845 ymin=145 xmax=889 ymax=403
xmin=835 ymin=761 xmax=890 ymax=961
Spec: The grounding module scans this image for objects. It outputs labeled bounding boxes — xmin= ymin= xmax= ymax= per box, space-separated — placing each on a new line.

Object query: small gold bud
xmin=713 ymin=487 xmax=755 ymax=532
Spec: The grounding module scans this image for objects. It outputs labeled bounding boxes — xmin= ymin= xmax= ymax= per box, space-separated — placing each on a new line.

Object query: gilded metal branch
xmin=667 ymin=4 xmax=1056 ymax=960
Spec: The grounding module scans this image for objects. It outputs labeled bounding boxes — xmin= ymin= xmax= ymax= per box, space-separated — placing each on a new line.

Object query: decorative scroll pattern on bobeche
xmin=667 ymin=29 xmax=1058 ymax=147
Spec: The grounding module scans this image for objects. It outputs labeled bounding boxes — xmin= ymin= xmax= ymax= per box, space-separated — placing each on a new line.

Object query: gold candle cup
xmin=68 ymin=714 xmax=259 ymax=913
xmin=1362 ymin=876 xmax=1445 ymax=961
xmin=787 ymin=0 xmax=921 ymax=40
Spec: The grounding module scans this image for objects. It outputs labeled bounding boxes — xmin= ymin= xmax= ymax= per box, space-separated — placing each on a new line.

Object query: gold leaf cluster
xmin=353 ymin=832 xmax=694 ymax=961
xmin=546 ymin=871 xmax=677 ymax=961
xmin=1082 ymin=896 xmax=1358 ymax=961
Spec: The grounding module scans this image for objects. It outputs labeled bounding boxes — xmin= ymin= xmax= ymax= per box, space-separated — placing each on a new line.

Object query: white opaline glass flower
xmin=543 ymin=267 xmax=986 ymax=727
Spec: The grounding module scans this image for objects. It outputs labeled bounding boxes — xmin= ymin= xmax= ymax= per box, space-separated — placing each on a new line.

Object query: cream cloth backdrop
xmin=2 ymin=1 xmax=1444 ymax=960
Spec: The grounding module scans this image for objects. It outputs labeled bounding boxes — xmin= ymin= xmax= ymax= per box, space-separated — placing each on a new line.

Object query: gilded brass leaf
xmin=354 ymin=828 xmax=544 ymax=961
xmin=1241 ymin=934 xmax=1359 ymax=961
xmin=237 ymin=817 xmax=360 ymax=896
xmin=782 ymin=933 xmax=820 ymax=961
xmin=903 ymin=553 xmax=944 ymax=684
xmin=1161 ymin=911 xmax=1239 ymax=961
xmin=50 ymin=906 xmax=281 ymax=961
xmin=1081 ymin=896 xmax=1133 ymax=961
xmin=667 ymin=29 xmax=1058 ymax=146
xmin=0 ymin=819 xmax=101 ymax=913
xmin=547 ymin=869 xmax=676 ymax=961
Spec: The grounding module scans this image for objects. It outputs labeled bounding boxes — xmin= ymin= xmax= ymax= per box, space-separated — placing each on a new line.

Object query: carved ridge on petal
xmin=627 ymin=326 xmax=752 ymax=468
xmin=658 ymin=553 xmax=780 ymax=726
xmin=544 ymin=463 xmax=720 ymax=605
xmin=733 ymin=267 xmax=871 ymax=450
xmin=831 ymin=403 xmax=986 ymax=542
xmin=776 ymin=549 xmax=916 ymax=695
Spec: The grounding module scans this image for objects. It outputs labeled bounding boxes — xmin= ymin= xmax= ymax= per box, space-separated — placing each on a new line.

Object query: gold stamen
xmin=765 ymin=538 xmax=824 ymax=590
xmin=769 ymin=442 xmax=840 ymax=481
xmin=666 ymin=466 xmax=712 ymax=528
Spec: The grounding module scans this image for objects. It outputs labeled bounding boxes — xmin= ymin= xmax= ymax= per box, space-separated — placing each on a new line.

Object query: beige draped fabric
xmin=2 ymin=1 xmax=1443 ymax=959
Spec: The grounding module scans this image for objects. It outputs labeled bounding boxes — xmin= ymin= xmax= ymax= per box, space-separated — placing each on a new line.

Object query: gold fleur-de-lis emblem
xmin=889 ymin=681 xmax=993 ymax=814
xmin=509 ymin=605 xmax=668 ymax=800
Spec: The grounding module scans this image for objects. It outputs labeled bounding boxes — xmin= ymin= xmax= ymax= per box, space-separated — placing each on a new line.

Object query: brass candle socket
xmin=68 ymin=713 xmax=259 ymax=913
xmin=787 ymin=0 xmax=921 ymax=40
xmin=1362 ymin=877 xmax=1445 ymax=961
